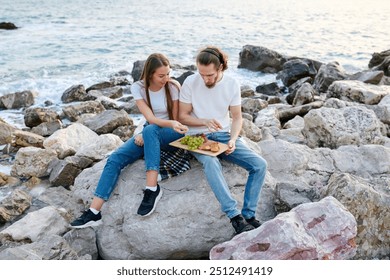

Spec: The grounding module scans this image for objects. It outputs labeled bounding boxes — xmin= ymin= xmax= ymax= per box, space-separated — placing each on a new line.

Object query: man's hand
xmin=172 ymin=120 xmax=189 ymax=134
xmin=205 ymin=119 xmax=223 ymax=132
xmin=225 ymin=139 xmax=236 ymax=155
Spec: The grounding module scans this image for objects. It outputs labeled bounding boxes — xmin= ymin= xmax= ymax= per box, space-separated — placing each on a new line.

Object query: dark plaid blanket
xmin=159 ymin=148 xmax=191 ymax=181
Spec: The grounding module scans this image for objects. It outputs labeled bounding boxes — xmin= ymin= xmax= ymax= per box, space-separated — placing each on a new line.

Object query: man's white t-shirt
xmin=180 ymin=73 xmax=241 ymax=135
xmin=131 ymin=81 xmax=179 ymax=120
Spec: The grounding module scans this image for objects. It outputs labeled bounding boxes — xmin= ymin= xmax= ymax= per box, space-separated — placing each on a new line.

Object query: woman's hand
xmin=171 ymin=120 xmax=189 ymax=134
xmin=134 ymin=134 xmax=144 ymax=146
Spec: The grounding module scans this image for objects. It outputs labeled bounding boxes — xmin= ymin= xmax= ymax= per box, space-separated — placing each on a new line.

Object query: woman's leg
xmin=71 ymin=135 xmax=145 ymax=227
xmin=136 ymin=124 xmax=184 ymax=216
xmin=142 ymin=124 xmax=184 ymax=186
xmin=92 ymin=135 xmax=145 ymax=208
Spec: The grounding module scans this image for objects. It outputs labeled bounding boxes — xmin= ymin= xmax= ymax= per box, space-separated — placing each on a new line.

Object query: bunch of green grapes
xmin=180 ymin=135 xmax=205 ymax=150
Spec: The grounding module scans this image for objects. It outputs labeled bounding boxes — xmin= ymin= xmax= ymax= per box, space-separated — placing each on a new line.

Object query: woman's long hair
xmin=140 ymin=53 xmax=179 ymax=120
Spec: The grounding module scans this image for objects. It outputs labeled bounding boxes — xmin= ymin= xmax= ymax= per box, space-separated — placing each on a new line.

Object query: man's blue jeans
xmin=94 ymin=124 xmax=183 ymax=200
xmin=191 ymin=132 xmax=267 ymax=219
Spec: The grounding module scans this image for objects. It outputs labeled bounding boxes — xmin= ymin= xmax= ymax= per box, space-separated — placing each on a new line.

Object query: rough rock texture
xmin=0 ymin=206 xmax=69 ymax=242
xmin=10 ymin=147 xmax=58 ymax=179
xmin=70 ymin=148 xmax=275 ymax=260
xmin=210 ymin=196 xmax=357 ymax=260
xmin=324 ymin=173 xmax=390 ymax=259
xmin=0 ymin=189 xmax=32 ymax=223
xmin=327 ymin=80 xmax=390 ymax=105
xmin=43 ymin=123 xmax=99 ymax=159
xmin=0 ymin=235 xmax=81 ymax=260
xmin=238 ymin=45 xmax=287 ymax=73
xmin=302 ymin=106 xmax=384 ymax=148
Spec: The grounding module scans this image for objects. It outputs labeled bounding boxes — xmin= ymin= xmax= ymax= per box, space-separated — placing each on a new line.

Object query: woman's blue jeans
xmin=191 ymin=132 xmax=267 ymax=219
xmin=94 ymin=124 xmax=183 ymax=201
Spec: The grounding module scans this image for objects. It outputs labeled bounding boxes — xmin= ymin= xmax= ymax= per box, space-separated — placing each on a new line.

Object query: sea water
xmin=1 ymin=0 xmax=389 ymax=104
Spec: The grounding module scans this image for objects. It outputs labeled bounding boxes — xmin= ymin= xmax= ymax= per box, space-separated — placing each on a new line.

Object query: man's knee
xmin=201 ymin=156 xmax=221 ymax=170
xmin=253 ymin=156 xmax=267 ymax=173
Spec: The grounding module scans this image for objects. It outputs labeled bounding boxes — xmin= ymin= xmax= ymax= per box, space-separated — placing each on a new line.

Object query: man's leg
xmin=220 ymin=137 xmax=267 ymax=220
xmin=191 ymin=152 xmax=240 ymax=219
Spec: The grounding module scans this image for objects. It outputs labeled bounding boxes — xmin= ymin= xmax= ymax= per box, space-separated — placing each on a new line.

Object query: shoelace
xmin=142 ymin=189 xmax=154 ymax=203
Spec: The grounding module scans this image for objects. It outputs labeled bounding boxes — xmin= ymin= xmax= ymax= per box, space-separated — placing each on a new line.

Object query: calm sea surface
xmin=0 ymin=0 xmax=389 ymax=115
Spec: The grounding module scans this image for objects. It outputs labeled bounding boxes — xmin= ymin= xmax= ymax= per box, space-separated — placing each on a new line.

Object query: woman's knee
xmin=142 ymin=124 xmax=159 ymax=136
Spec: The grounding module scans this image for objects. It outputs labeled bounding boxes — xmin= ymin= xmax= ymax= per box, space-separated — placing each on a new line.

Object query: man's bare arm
xmin=179 ymin=101 xmax=223 ymax=131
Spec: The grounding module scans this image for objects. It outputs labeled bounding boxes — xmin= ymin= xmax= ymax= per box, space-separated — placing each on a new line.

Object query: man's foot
xmin=245 ymin=217 xmax=261 ymax=228
xmin=69 ymin=209 xmax=102 ymax=229
xmin=230 ymin=214 xmax=255 ymax=234
xmin=137 ymin=184 xmax=162 ymax=216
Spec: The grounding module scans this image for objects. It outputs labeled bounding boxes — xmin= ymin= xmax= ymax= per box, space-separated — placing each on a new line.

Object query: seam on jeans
xmin=94 ymin=192 xmax=109 ymax=201
xmin=145 ymin=167 xmax=159 ymax=172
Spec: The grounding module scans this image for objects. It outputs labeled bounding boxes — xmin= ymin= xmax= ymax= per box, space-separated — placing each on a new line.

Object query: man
xmin=179 ymin=46 xmax=267 ymax=234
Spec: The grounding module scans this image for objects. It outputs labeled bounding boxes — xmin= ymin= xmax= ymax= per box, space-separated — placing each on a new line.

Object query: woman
xmin=70 ymin=53 xmax=188 ymax=228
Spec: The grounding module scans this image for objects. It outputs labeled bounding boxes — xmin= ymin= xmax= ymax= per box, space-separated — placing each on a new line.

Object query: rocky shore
xmin=0 ymin=45 xmax=389 ymax=260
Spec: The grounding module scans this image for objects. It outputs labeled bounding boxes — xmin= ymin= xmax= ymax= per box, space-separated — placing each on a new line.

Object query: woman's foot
xmin=137 ymin=184 xmax=162 ymax=216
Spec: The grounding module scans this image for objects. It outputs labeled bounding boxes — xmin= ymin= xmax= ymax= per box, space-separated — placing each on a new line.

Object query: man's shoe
xmin=70 ymin=209 xmax=102 ymax=229
xmin=230 ymin=214 xmax=255 ymax=234
xmin=137 ymin=185 xmax=162 ymax=216
xmin=246 ymin=217 xmax=261 ymax=228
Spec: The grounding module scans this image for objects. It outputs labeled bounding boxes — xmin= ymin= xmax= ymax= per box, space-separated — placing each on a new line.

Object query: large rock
xmin=0 ymin=206 xmax=68 ymax=242
xmin=49 ymin=156 xmax=94 ymax=187
xmin=368 ymin=49 xmax=390 ymax=68
xmin=0 ymin=189 xmax=32 ymax=223
xmin=43 ymin=123 xmax=99 ymax=159
xmin=238 ymin=45 xmax=287 ymax=73
xmin=63 ymin=228 xmax=98 ymax=259
xmin=75 ymin=134 xmax=123 ymax=161
xmin=302 ymin=106 xmax=384 ymax=148
xmin=0 ymin=91 xmax=35 ymax=109
xmin=88 ymin=86 xmax=123 ymax=100
xmin=0 ymin=235 xmax=81 ymax=260
xmin=276 ymin=59 xmax=317 ymax=87
xmin=70 ymin=142 xmax=275 ymax=259
xmin=210 ymin=196 xmax=357 ymax=260
xmin=313 ymin=62 xmax=347 ymax=93
xmin=62 ymin=100 xmax=105 ymax=122
xmin=131 ymin=60 xmax=146 ymax=82
xmin=324 ymin=173 xmax=390 ymax=259
xmin=0 ymin=22 xmax=18 ymax=30
xmin=327 ymin=80 xmax=390 ymax=105
xmin=11 ymin=130 xmax=45 ymax=148
xmin=24 ymin=107 xmax=60 ymax=128
xmin=259 ymin=139 xmax=390 ymax=191
xmin=81 ymin=109 xmax=133 ymax=135
xmin=61 ymin=85 xmax=92 ymax=103
xmin=0 ymin=119 xmax=18 ymax=145
xmin=10 ymin=147 xmax=57 ymax=179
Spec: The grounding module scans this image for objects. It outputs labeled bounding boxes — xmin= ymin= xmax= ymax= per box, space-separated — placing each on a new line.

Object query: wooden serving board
xmin=169 ymin=137 xmax=229 ymax=156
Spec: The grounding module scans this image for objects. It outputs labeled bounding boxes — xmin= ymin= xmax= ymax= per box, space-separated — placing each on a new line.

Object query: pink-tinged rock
xmin=210 ymin=196 xmax=357 ymax=260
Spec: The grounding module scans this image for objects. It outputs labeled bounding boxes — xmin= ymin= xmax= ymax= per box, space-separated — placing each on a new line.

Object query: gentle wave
xmin=1 ymin=0 xmax=389 ymax=104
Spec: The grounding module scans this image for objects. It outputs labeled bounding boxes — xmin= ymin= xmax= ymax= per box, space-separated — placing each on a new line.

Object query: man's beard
xmin=205 ymin=77 xmax=217 ymax=88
